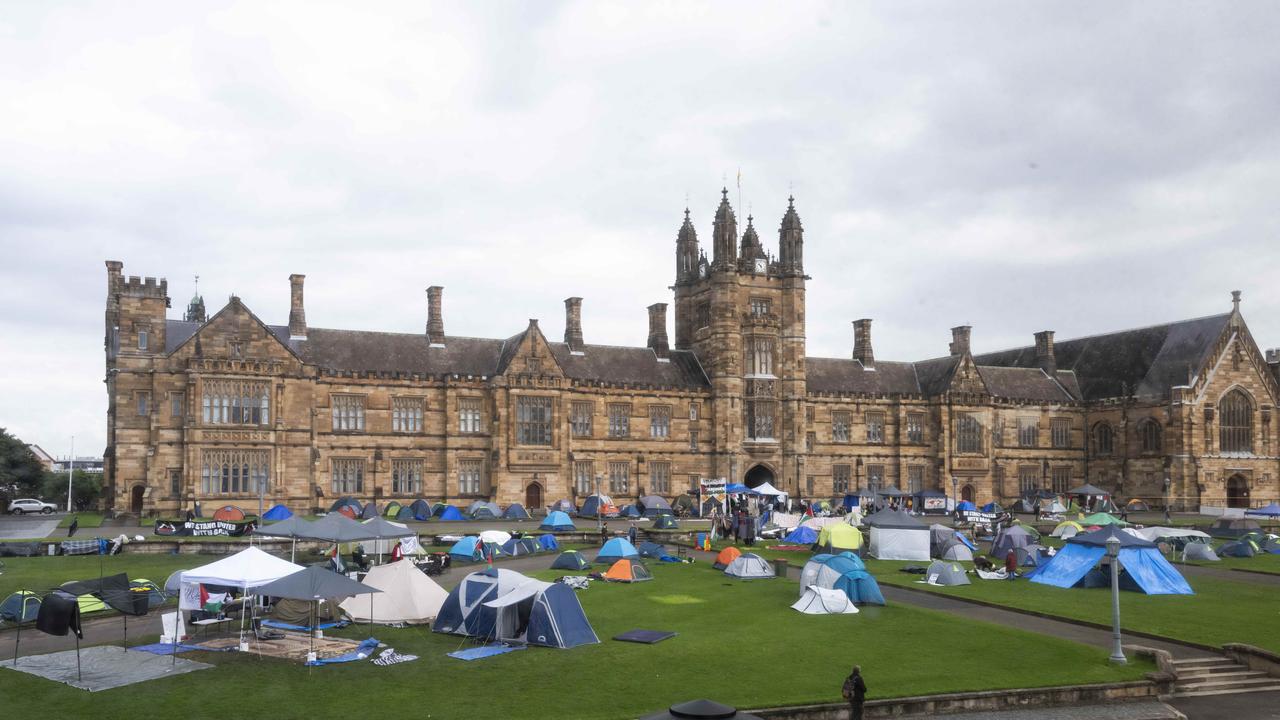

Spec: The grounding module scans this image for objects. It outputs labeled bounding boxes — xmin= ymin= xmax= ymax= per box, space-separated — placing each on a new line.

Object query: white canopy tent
xmin=751 ymin=482 xmax=788 ymax=499
xmin=1130 ymin=526 xmax=1211 ymax=543
xmin=178 ymin=547 xmax=306 ymax=649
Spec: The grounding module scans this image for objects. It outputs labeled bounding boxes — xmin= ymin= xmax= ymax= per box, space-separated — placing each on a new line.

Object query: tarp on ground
xmin=339 ymin=559 xmax=448 ymax=624
xmin=551 ymin=550 xmax=590 ymax=571
xmin=597 ymin=537 xmax=640 ymax=563
xmin=180 ymin=547 xmax=305 ymax=589
xmin=502 ymin=504 xmax=532 ymax=521
xmin=539 ymin=511 xmax=576 ymax=532
xmin=724 ymin=553 xmax=775 ymax=579
xmin=262 ymin=504 xmax=293 ymax=521
xmin=792 ymin=585 xmax=859 ymax=614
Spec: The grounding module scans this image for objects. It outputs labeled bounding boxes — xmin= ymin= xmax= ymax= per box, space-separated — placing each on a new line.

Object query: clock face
xmin=754 ymin=258 xmax=766 ymax=273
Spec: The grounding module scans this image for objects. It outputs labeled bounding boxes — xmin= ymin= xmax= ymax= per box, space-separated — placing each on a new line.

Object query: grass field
xmin=0 ymin=556 xmax=1151 ymax=719
xmin=1180 ymin=551 xmax=1280 ymax=575
xmin=56 ymin=513 xmax=105 ymax=529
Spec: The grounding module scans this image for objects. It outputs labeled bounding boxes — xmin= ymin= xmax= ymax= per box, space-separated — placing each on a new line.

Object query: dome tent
xmin=433 ymin=568 xmax=598 ymax=649
xmin=537 ymin=534 xmax=559 ymax=551
xmin=383 ymin=501 xmax=403 ymax=518
xmin=637 ymin=541 xmax=667 ymax=559
xmin=502 ymin=504 xmax=532 ymax=521
xmin=652 ymin=514 xmax=680 ymax=530
xmin=539 ymin=511 xmax=576 ymax=532
xmin=618 ymin=504 xmax=641 ymax=518
xmin=816 ymin=523 xmax=863 ymax=553
xmin=637 ymin=495 xmax=673 ymax=518
xmin=548 ymin=499 xmax=576 ymax=514
xmin=604 ymin=558 xmax=653 ymax=582
xmin=501 ymin=537 xmax=539 ymax=557
xmin=712 ymin=546 xmax=742 ymax=570
xmin=468 ymin=501 xmax=501 ymax=520
xmin=340 ymin=559 xmax=448 ymax=624
xmin=449 ymin=537 xmax=487 ymax=563
xmin=596 ymin=537 xmax=640 ymax=563
xmin=436 ymin=505 xmax=465 ymax=522
xmin=991 ymin=526 xmax=1035 ymax=561
xmin=408 ymin=499 xmax=433 ymax=520
xmin=0 ymin=591 xmax=40 ymax=623
xmin=783 ymin=525 xmax=818 ymax=545
xmin=579 ymin=494 xmax=619 ymax=519
xmin=262 ymin=504 xmax=293 ymax=521
xmin=724 ymin=553 xmax=775 ymax=579
xmin=1182 ymin=542 xmax=1219 ymax=562
xmin=792 ymin=585 xmax=859 ymax=615
xmin=396 ymin=506 xmax=416 ymax=521
xmin=551 ymin=550 xmax=590 ymax=571
xmin=925 ymin=560 xmax=970 ymax=586
xmin=798 ymin=552 xmax=885 ymax=605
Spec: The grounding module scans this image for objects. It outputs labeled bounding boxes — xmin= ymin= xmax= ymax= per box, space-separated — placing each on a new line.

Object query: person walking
xmin=842 ymin=664 xmax=867 ymax=720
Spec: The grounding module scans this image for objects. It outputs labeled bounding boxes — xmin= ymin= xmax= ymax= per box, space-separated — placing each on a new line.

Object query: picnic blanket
xmin=60 ymin=539 xmax=100 ymax=556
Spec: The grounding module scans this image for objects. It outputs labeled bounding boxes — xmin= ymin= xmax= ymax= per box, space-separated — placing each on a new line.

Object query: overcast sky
xmin=3 ymin=2 xmax=1279 ymax=459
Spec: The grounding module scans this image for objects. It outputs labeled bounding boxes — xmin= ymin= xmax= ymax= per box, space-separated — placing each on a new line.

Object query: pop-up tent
xmin=540 ymin=511 xmax=576 ymax=532
xmin=597 ymin=537 xmax=640 ymax=563
xmin=792 ymin=585 xmax=859 ymax=614
xmin=468 ymin=501 xmax=501 ymax=520
xmin=603 ymin=558 xmax=653 ymax=582
xmin=653 ymin=515 xmax=680 ymax=530
xmin=865 ymin=508 xmax=929 ymax=561
xmin=181 ymin=547 xmax=304 ymax=589
xmin=990 ymin=526 xmax=1035 ymax=560
xmin=783 ymin=525 xmax=819 ymax=545
xmin=449 ymin=537 xmax=487 ymax=563
xmin=579 ymin=494 xmax=619 ymax=518
xmin=1182 ymin=543 xmax=1219 ymax=562
xmin=712 ymin=546 xmax=742 ymax=570
xmin=338 ymin=560 xmax=447 ymax=624
xmin=637 ymin=541 xmax=667 ymax=559
xmin=816 ymin=523 xmax=863 ymax=553
xmin=435 ymin=505 xmax=465 ymax=522
xmin=551 ymin=550 xmax=590 ymax=571
xmin=724 ymin=553 xmax=775 ymax=579
xmin=798 ymin=552 xmax=885 ymax=605
xmin=262 ymin=504 xmax=293 ymax=521
xmin=926 ymin=560 xmax=970 ymax=586
xmin=502 ymin=504 xmax=532 ymax=521
xmin=637 ymin=495 xmax=673 ymax=518
xmin=1029 ymin=525 xmax=1193 ymax=595
xmin=0 ymin=591 xmax=40 ymax=622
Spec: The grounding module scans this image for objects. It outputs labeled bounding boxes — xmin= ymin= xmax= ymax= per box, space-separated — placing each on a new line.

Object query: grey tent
xmin=637 ymin=541 xmax=666 ymax=559
xmin=1209 ymin=517 xmax=1261 ymax=539
xmin=360 ymin=502 xmax=379 ymax=520
xmin=468 ymin=501 xmax=501 ymax=520
xmin=1067 ymin=483 xmax=1110 ymax=496
xmin=502 ymin=504 xmax=532 ymax=521
xmin=1182 ymin=542 xmax=1219 ymax=562
xmin=359 ymin=516 xmax=418 ymax=540
xmin=724 ymin=553 xmax=776 ymax=579
xmin=991 ymin=526 xmax=1035 ymax=560
xmin=637 ymin=495 xmax=673 ymax=518
xmin=1015 ymin=544 xmax=1049 ymax=567
xmin=551 ymin=550 xmax=590 ymax=571
xmin=652 ymin=514 xmax=679 ymax=530
xmin=941 ymin=541 xmax=974 ymax=562
xmin=302 ymin=513 xmax=382 ymax=542
xmin=926 ymin=560 xmax=970 ymax=586
xmin=256 ymin=566 xmax=379 ymax=656
xmin=252 ymin=515 xmax=314 ymax=539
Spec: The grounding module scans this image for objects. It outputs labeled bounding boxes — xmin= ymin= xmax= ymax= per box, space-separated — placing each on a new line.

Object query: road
xmin=0 ymin=513 xmax=62 ymax=540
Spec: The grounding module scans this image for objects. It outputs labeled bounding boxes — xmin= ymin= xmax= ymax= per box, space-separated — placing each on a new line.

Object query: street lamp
xmin=951 ymin=476 xmax=958 ymax=511
xmin=1105 ymin=535 xmax=1126 ymax=665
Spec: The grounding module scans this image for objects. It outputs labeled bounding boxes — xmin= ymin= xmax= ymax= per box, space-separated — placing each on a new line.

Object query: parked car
xmin=7 ymin=498 xmax=57 ymax=515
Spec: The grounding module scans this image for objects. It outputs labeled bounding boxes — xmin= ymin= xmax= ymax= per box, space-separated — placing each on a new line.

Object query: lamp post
xmin=951 ymin=476 xmax=958 ymax=511
xmin=1106 ymin=535 xmax=1126 ymax=664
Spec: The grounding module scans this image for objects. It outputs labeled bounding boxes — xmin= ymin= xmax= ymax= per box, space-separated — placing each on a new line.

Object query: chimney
xmin=564 ymin=297 xmax=584 ymax=351
xmin=647 ymin=303 xmax=669 ymax=359
xmin=426 ymin=286 xmax=445 ymax=346
xmin=949 ymin=325 xmax=971 ymax=356
xmin=1035 ymin=330 xmax=1056 ymax=373
xmin=288 ymin=274 xmax=307 ymax=339
xmin=853 ymin=319 xmax=875 ymax=370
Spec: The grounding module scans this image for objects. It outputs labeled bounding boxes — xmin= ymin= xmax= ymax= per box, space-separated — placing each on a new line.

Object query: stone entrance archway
xmin=1226 ymin=474 xmax=1250 ymax=509
xmin=744 ymin=464 xmax=775 ymax=489
xmin=525 ymin=482 xmax=543 ymax=510
xmin=961 ymin=484 xmax=975 ymax=503
xmin=130 ymin=485 xmax=145 ymax=514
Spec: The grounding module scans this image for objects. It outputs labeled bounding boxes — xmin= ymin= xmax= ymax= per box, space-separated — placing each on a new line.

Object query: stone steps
xmin=1169 ymin=657 xmax=1280 ymax=698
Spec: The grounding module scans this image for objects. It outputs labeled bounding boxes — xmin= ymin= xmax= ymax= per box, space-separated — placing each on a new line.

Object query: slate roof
xmin=976 ymin=366 xmax=1077 ymax=402
xmin=974 ymin=313 xmax=1231 ymax=401
xmin=805 ymin=358 xmax=921 ymax=394
xmin=806 ymin=354 xmax=1078 ymax=402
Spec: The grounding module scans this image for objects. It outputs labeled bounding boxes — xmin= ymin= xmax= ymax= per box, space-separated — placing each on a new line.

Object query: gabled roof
xmin=977 ymin=366 xmax=1078 ymax=402
xmin=805 ymin=358 xmax=920 ymax=394
xmin=975 ymin=314 xmax=1232 ymax=401
xmin=165 ymin=299 xmax=301 ymax=362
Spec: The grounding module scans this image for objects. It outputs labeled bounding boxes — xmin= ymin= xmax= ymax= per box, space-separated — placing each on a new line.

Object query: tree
xmin=41 ymin=469 xmax=103 ymax=511
xmin=0 ymin=427 xmax=47 ymax=500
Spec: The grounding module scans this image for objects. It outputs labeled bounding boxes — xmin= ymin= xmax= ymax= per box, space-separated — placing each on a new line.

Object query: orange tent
xmin=712 ymin=546 xmax=742 ymax=570
xmin=338 ymin=505 xmax=359 ymax=519
xmin=212 ymin=505 xmax=246 ymax=521
xmin=603 ymin=558 xmax=653 ymax=583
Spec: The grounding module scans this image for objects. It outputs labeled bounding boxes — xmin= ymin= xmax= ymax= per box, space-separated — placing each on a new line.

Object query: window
xmin=866 ymin=464 xmax=884 ymax=491
xmin=908 ymin=466 xmax=924 ymax=494
xmin=689 ymin=431 xmax=699 ymax=452
xmin=1051 ymin=418 xmax=1071 ymax=448
xmin=204 ymin=380 xmax=271 ymax=426
xmin=1139 ymin=419 xmax=1162 ymax=454
xmin=865 ymin=412 xmax=885 ymax=444
xmin=750 ymin=298 xmax=771 ymax=317
xmin=570 ymin=401 xmax=593 ymax=437
xmin=516 ymin=396 xmax=553 ymax=445
xmin=649 ymin=405 xmax=671 ymax=438
xmin=392 ymin=459 xmax=423 ymax=495
xmin=527 ymin=358 xmax=541 ymax=375
xmin=137 ymin=392 xmax=150 ymax=416
xmin=696 ymin=302 xmax=711 ymax=329
xmin=1019 ymin=466 xmax=1040 ymax=495
xmin=906 ymin=413 xmax=924 ymax=443
xmin=330 ymin=458 xmax=364 ymax=495
xmin=805 ymin=431 xmax=815 ymax=452
xmin=574 ymin=461 xmax=594 ymax=495
xmin=137 ymin=329 xmax=148 ymax=350
xmin=1092 ymin=423 xmax=1114 ymax=456
xmin=608 ymin=461 xmax=630 ymax=494
xmin=957 ymin=413 xmax=982 ymax=453
xmin=746 ymin=400 xmax=775 ymax=439
xmin=332 ymin=395 xmax=366 ymax=432
xmin=832 ymin=411 xmax=851 ymax=443
xmin=746 ymin=337 xmax=773 ymax=376
xmin=1018 ymin=418 xmax=1039 ymax=448
xmin=169 ymin=469 xmax=181 ymax=496
xmin=689 ymin=402 xmax=700 ymax=421
xmin=1219 ymin=389 xmax=1253 ymax=453
xmin=1052 ymin=466 xmax=1071 ymax=494
xmin=458 ymin=459 xmax=484 ymax=495
xmin=833 ymin=465 xmax=851 ymax=494
xmin=202 ymin=450 xmax=271 ymax=495
xmin=459 ymin=397 xmax=483 ymax=433
xmin=392 ymin=397 xmax=424 ymax=433
xmin=650 ymin=461 xmax=671 ymax=494
xmin=608 ymin=403 xmax=631 ymax=438
xmin=171 ymin=392 xmax=184 ymax=418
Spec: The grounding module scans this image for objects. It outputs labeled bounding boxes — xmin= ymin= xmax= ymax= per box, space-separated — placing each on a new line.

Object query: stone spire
xmin=184 ymin=274 xmax=206 ymax=323
xmin=675 ymin=208 xmax=699 ymax=284
xmin=711 ymin=188 xmax=738 ymax=270
xmin=738 ymin=215 xmax=767 ymax=272
xmin=778 ymin=195 xmax=804 ymax=276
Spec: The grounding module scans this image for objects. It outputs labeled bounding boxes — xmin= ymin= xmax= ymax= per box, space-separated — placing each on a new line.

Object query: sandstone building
xmin=103 ymin=192 xmax=1280 ymax=515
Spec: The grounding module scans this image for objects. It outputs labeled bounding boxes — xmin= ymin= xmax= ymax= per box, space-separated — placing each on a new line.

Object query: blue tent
xmin=596 ymin=537 xmax=640 ymax=563
xmin=408 ymin=499 xmax=432 ymax=521
xmin=955 ymin=500 xmax=976 ymax=512
xmin=637 ymin=541 xmax=666 ymax=559
xmin=782 ymin=525 xmax=818 ymax=544
xmin=539 ymin=511 xmax=576 ymax=532
xmin=537 ymin=534 xmax=559 ymax=551
xmin=726 ymin=483 xmax=752 ymax=494
xmin=262 ymin=504 xmax=293 ymax=521
xmin=1246 ymin=502 xmax=1280 ymax=518
xmin=396 ymin=506 xmax=415 ymax=521
xmin=981 ymin=502 xmax=1002 ymax=513
xmin=433 ymin=569 xmax=598 ymax=649
xmin=522 ymin=582 xmax=599 ymax=648
xmin=502 ymin=504 xmax=532 ymax=521
xmin=578 ymin=495 xmax=617 ymax=519
xmin=618 ymin=504 xmax=641 ymax=518
xmin=1029 ymin=526 xmax=1193 ymax=595
xmin=551 ymin=550 xmax=590 ymax=571
xmin=449 ymin=537 xmax=486 ymax=563
xmin=804 ymin=552 xmax=883 ymax=605
xmin=501 ymin=537 xmax=538 ymax=556
xmin=433 ymin=568 xmax=526 ymax=638
xmin=436 ymin=505 xmax=465 ymax=522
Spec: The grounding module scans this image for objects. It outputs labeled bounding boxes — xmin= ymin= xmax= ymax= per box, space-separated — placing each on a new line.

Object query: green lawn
xmin=1180 ymin=551 xmax=1280 ymax=575
xmin=0 ymin=558 xmax=1151 ymax=718
xmin=0 ymin=554 xmax=199 ymax=600
xmin=57 ymin=513 xmax=105 ymax=529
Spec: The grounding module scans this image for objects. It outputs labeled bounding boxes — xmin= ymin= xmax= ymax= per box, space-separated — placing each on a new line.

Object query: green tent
xmin=1080 ymin=512 xmax=1126 ymax=527
xmin=383 ymin=501 xmax=403 ymax=518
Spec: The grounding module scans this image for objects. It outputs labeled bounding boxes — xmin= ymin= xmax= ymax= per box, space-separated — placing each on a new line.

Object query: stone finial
xmin=1232 ymin=290 xmax=1242 ymax=313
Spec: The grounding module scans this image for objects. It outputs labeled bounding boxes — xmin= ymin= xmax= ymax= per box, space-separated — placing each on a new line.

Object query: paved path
xmin=1165 ymin=690 xmax=1280 ymax=720
xmin=0 ymin=514 xmax=61 ymax=540
xmin=911 ymin=700 xmax=1185 ymax=720
xmin=1175 ymin=562 xmax=1280 ymax=587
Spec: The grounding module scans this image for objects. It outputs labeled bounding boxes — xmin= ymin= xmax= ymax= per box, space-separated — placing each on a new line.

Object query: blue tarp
xmin=596 ymin=537 xmax=639 ymax=563
xmin=436 ymin=505 xmax=465 ymax=521
xmin=782 ymin=526 xmax=818 ymax=544
xmin=537 ymin=534 xmax=559 ymax=551
xmin=1029 ymin=543 xmax=1193 ymax=595
xmin=1028 ymin=544 xmax=1107 ymax=588
xmin=955 ymin=501 xmax=976 ymax=512
xmin=539 ymin=511 xmax=576 ymax=531
xmin=448 ymin=643 xmax=526 ymax=661
xmin=307 ymin=638 xmax=379 ymax=666
xmin=262 ymin=504 xmax=292 ymax=521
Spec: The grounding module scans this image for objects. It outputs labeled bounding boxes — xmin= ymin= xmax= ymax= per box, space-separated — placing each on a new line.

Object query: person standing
xmin=842 ymin=665 xmax=867 ymax=719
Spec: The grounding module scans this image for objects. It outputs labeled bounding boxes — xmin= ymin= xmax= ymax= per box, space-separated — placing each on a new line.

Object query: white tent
xmin=792 ymin=585 xmax=859 ymax=614
xmin=339 ymin=559 xmax=449 ymax=624
xmin=751 ymin=482 xmax=787 ymax=498
xmin=478 ymin=530 xmax=513 ymax=545
xmin=724 ymin=553 xmax=776 ymax=579
xmin=1131 ymin=526 xmax=1211 ymax=543
xmin=1046 ymin=500 xmax=1068 ymax=513
xmin=865 ymin=509 xmax=930 ymax=561
xmin=180 ymin=547 xmax=305 ymax=589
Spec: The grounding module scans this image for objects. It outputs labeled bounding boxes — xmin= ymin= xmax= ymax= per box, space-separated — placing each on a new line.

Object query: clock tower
xmin=671 ymin=190 xmax=808 ymax=494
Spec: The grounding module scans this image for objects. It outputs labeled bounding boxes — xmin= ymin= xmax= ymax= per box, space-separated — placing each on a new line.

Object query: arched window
xmin=1092 ymin=423 xmax=1114 ymax=456
xmin=1138 ymin=419 xmax=1162 ymax=454
xmin=1219 ymin=389 xmax=1253 ymax=453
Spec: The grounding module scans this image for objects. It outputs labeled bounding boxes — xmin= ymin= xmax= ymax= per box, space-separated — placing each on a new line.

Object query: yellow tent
xmin=817 ymin=523 xmax=863 ymax=551
xmin=1051 ymin=520 xmax=1085 ymax=538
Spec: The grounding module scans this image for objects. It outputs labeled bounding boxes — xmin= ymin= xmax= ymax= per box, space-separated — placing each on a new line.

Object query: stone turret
xmin=738 ymin=215 xmax=767 ymax=273
xmin=711 ymin=188 xmax=738 ymax=270
xmin=778 ymin=195 xmax=804 ymax=276
xmin=675 ymin=208 xmax=699 ymax=285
